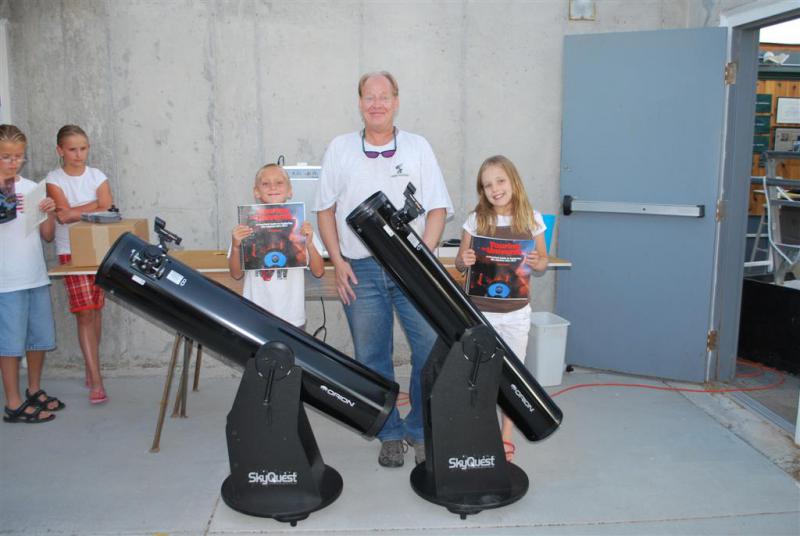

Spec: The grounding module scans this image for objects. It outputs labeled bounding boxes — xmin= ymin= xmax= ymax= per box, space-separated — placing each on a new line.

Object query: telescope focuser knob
xmin=131 ymin=245 xmax=168 ymax=278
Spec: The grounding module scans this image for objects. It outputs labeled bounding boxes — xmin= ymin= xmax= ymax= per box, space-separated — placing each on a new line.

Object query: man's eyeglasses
xmin=0 ymin=155 xmax=26 ymax=164
xmin=362 ymin=128 xmax=396 ymax=159
xmin=361 ymin=95 xmax=394 ymax=106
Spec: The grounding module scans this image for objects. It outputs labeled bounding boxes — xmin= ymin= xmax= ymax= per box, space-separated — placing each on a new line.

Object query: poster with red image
xmin=0 ymin=176 xmax=17 ymax=224
xmin=466 ymin=235 xmax=534 ymax=300
xmin=237 ymin=202 xmax=308 ymax=271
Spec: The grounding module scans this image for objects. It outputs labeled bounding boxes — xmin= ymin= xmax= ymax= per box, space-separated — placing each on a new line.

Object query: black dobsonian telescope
xmin=95 ymin=224 xmax=398 ymax=525
xmin=347 ymin=185 xmax=563 ymax=518
xmin=347 ymin=186 xmax=562 ymax=441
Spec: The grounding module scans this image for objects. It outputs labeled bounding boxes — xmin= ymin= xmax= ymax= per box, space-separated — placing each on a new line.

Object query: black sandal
xmin=3 ymin=400 xmax=56 ymax=423
xmin=25 ymin=389 xmax=66 ymax=412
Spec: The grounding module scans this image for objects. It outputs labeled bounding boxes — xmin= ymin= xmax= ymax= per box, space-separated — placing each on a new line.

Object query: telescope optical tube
xmin=95 ymin=232 xmax=398 ymax=437
xmin=347 ymin=191 xmax=562 ymax=441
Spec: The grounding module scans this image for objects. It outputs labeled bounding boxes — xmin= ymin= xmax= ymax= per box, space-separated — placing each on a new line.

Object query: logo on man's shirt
xmin=390 ymin=163 xmax=408 ymax=178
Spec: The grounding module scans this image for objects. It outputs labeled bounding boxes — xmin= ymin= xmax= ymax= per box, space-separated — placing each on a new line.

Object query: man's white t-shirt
xmin=45 ymin=166 xmax=108 ymax=255
xmin=315 ymin=129 xmax=453 ymax=259
xmin=0 ymin=177 xmax=51 ymax=293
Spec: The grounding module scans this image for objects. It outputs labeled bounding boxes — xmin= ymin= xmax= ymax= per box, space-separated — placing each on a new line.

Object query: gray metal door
xmin=556 ymin=28 xmax=728 ymax=382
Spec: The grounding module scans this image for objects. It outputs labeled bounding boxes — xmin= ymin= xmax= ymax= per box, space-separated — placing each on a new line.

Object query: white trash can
xmin=525 ymin=312 xmax=570 ymax=387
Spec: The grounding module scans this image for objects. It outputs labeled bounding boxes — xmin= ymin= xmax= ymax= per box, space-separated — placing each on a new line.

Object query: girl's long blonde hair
xmin=473 ymin=155 xmax=538 ymax=236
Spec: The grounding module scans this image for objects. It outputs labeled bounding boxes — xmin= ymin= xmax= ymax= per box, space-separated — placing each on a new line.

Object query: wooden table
xmin=48 ymin=250 xmax=572 ymax=300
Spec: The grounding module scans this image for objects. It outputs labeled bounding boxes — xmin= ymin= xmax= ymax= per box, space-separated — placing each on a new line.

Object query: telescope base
xmin=221 ymin=467 xmax=342 ymax=526
xmin=221 ymin=344 xmax=344 ymax=525
xmin=409 ymin=462 xmax=528 ymax=519
xmin=415 ymin=328 xmax=530 ymax=518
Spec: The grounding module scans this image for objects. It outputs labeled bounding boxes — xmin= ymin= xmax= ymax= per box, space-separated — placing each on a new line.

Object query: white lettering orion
xmin=320 ymin=385 xmax=356 ymax=407
xmin=511 ymin=383 xmax=535 ymax=413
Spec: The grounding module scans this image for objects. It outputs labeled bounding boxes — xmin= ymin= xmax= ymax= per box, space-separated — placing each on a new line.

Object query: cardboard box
xmin=69 ymin=218 xmax=149 ymax=266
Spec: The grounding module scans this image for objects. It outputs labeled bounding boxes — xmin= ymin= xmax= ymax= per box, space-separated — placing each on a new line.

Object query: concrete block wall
xmin=1 ymin=0 xmax=757 ymax=369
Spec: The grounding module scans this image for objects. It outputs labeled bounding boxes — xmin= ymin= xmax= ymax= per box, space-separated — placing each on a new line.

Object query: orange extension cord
xmin=550 ymin=358 xmax=786 ymax=398
xmin=393 ymin=358 xmax=786 ymax=406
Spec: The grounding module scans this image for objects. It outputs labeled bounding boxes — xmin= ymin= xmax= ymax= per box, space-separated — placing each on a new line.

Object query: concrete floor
xmin=1 ymin=364 xmax=799 ymax=536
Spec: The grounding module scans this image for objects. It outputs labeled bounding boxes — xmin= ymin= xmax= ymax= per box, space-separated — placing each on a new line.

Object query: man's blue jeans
xmin=343 ymin=257 xmax=437 ymax=443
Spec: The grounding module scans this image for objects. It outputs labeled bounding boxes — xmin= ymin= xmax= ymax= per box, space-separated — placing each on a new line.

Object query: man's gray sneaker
xmin=378 ymin=439 xmax=406 ymax=467
xmin=407 ymin=439 xmax=425 ymax=465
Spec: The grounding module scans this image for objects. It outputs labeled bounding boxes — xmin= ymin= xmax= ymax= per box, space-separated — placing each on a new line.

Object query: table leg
xmin=172 ymin=337 xmax=192 ymax=418
xmin=151 ymin=332 xmax=182 ymax=453
xmin=192 ymin=344 xmax=203 ymax=392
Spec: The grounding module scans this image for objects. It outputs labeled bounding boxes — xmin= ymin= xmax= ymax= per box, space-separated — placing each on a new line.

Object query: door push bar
xmin=562 ymin=196 xmax=705 ymax=218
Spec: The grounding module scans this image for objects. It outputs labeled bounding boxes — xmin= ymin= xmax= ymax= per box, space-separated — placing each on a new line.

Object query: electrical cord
xmin=312 ymin=297 xmax=327 ymax=342
xmin=390 ymin=361 xmax=784 ymax=410
xmin=733 ymin=360 xmax=765 ymax=379
xmin=551 ymin=358 xmax=786 ymax=398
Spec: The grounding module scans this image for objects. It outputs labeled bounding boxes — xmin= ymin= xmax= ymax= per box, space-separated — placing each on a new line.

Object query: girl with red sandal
xmin=455 ymin=156 xmax=549 ymax=462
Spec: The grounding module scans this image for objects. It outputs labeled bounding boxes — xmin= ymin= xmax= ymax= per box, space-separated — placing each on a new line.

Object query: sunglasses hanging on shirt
xmin=362 ymin=128 xmax=397 ymax=159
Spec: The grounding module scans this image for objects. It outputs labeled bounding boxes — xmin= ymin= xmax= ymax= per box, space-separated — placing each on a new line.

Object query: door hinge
xmin=724 ymin=62 xmax=737 ymax=85
xmin=715 ymin=199 xmax=726 ymax=221
xmin=706 ymin=329 xmax=718 ymax=352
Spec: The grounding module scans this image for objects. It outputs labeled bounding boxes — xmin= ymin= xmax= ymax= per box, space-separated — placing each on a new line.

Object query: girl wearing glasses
xmin=0 ymin=124 xmax=63 ymax=423
xmin=455 ymin=155 xmax=549 ymax=461
xmin=46 ymin=125 xmax=113 ymax=405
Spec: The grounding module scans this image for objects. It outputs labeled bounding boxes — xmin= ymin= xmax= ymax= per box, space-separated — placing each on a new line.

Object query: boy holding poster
xmin=228 ymin=164 xmax=324 ymax=329
xmin=455 ymin=155 xmax=548 ymax=460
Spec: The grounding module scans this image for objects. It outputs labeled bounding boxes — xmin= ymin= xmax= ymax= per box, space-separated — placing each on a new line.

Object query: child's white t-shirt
xmin=227 ymin=233 xmax=323 ymax=327
xmin=45 ymin=166 xmax=108 ymax=255
xmin=0 ymin=177 xmax=51 ymax=293
xmin=243 ymin=268 xmax=306 ymax=327
xmin=462 ymin=212 xmax=546 ymax=238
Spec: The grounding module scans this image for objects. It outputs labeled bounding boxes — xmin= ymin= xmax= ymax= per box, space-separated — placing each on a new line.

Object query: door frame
xmin=712 ymin=3 xmax=800 ymax=382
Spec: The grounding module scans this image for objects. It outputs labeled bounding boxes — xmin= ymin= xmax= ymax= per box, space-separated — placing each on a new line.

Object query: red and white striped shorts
xmin=58 ymin=254 xmax=105 ymax=313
